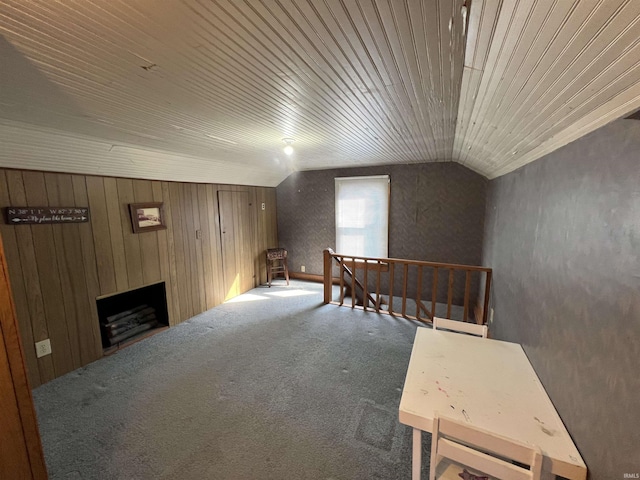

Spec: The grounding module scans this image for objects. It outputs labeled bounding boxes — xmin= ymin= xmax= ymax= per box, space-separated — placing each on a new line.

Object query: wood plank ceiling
xmin=0 ymin=0 xmax=639 ymax=187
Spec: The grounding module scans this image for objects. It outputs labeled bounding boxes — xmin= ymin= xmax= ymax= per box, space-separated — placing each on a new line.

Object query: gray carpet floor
xmin=34 ymin=280 xmax=433 ymax=479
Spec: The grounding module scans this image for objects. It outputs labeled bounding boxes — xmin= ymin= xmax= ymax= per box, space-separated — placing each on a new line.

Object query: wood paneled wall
xmin=0 ymin=169 xmax=278 ymax=387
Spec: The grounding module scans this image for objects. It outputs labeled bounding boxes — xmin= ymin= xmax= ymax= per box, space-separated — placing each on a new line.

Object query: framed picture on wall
xmin=129 ymin=202 xmax=167 ymax=234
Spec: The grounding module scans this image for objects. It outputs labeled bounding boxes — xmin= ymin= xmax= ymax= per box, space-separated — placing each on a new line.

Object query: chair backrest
xmin=430 ymin=415 xmax=542 ymax=480
xmin=266 ymin=248 xmax=287 ymax=260
xmin=432 ymin=316 xmax=488 ymax=338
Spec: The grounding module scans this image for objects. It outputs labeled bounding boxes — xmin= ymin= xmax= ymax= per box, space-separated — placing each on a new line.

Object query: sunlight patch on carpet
xmin=225 ymin=293 xmax=268 ymax=303
xmin=263 ymin=289 xmax=318 ymax=298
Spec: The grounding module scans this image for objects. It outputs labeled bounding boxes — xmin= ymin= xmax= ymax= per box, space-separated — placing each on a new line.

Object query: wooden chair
xmin=266 ymin=248 xmax=289 ymax=287
xmin=430 ymin=415 xmax=542 ymax=480
xmin=432 ymin=316 xmax=488 ymax=338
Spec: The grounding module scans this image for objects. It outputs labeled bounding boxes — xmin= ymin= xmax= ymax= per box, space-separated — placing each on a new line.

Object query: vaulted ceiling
xmin=0 ymin=0 xmax=639 ymax=187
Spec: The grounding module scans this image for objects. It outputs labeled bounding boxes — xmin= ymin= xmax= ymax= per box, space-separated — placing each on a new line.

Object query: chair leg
xmin=267 ymin=259 xmax=272 ymax=287
xmin=284 ymin=257 xmax=290 ymax=285
xmin=413 ymin=428 xmax=422 ymax=480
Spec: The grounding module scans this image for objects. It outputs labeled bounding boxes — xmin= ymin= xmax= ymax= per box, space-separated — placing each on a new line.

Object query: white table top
xmin=399 ymin=328 xmax=586 ymax=480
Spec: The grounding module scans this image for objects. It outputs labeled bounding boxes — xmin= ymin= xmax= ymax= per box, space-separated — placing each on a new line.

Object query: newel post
xmin=482 ymin=270 xmax=492 ymax=325
xmin=323 ymin=248 xmax=333 ymax=304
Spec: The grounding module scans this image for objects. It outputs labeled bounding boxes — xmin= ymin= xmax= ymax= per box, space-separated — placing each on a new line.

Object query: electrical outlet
xmin=489 ymin=308 xmax=495 ymax=324
xmin=35 ymin=339 xmax=51 ymax=358
xmin=301 ymin=265 xmax=305 ymax=272
xmin=196 ymin=229 xmax=202 ymax=239
xmin=261 ymin=202 xmax=265 ymax=211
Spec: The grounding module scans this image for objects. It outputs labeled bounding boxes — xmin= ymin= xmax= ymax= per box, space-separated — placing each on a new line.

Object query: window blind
xmin=335 ymin=175 xmax=389 ymax=258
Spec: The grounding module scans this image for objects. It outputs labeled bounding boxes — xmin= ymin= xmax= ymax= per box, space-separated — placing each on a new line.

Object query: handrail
xmin=323 ymin=248 xmax=492 ymax=325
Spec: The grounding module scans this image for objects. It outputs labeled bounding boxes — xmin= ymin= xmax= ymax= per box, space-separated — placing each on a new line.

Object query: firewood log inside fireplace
xmin=102 ymin=305 xmax=159 ymax=346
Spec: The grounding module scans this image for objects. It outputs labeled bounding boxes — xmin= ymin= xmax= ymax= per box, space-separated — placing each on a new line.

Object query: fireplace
xmin=96 ymin=282 xmax=169 ymax=353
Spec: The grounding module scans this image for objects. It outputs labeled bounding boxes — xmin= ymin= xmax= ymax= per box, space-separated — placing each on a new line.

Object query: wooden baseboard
xmin=289 ymin=272 xmax=341 ymax=285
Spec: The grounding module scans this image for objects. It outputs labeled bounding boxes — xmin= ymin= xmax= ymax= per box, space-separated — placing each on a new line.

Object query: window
xmin=335 ymin=175 xmax=389 ymax=258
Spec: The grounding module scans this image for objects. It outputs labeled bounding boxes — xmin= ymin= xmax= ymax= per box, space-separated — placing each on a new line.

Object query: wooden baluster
xmin=463 ymin=270 xmax=471 ymax=322
xmin=402 ymin=263 xmax=408 ymax=317
xmin=323 ymin=248 xmax=332 ymax=304
xmin=446 ymin=269 xmax=454 ymax=319
xmin=483 ymin=270 xmax=492 ymax=325
xmin=431 ymin=267 xmax=438 ymax=321
xmin=388 ymin=262 xmax=395 ymax=315
xmin=339 ymin=256 xmax=345 ymax=306
xmin=363 ymin=260 xmax=368 ymax=311
xmin=375 ymin=260 xmax=382 ymax=313
xmin=351 ymin=258 xmax=356 ymax=309
xmin=416 ymin=265 xmax=423 ymax=320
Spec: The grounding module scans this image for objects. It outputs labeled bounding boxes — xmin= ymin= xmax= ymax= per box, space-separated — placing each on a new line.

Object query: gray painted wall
xmin=276 ymin=163 xmax=487 ymax=304
xmin=483 ymin=118 xmax=640 ymax=479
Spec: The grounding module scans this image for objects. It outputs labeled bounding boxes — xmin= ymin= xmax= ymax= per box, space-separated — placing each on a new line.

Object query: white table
xmin=399 ymin=328 xmax=587 ymax=480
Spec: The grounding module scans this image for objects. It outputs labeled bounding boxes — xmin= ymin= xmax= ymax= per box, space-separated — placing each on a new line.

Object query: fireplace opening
xmin=96 ymin=282 xmax=169 ymax=354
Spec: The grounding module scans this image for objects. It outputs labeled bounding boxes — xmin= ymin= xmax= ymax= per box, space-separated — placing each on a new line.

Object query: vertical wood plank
xmin=323 ymin=248 xmax=332 ymax=304
xmin=132 ymin=180 xmax=161 ymax=285
xmin=218 ymin=190 xmax=238 ymax=299
xmin=239 ymin=190 xmax=255 ymax=292
xmin=116 ymin=178 xmax=144 ymax=288
xmin=432 ymin=267 xmax=439 ymax=322
xmin=152 ymin=182 xmax=173 ymax=320
xmin=85 ymin=176 xmax=116 ymax=294
xmin=447 ymin=269 xmax=455 ymax=319
xmin=182 ymin=184 xmax=198 ymax=315
xmin=206 ymin=184 xmax=224 ymax=306
xmin=338 ymin=256 xmax=345 ymax=306
xmin=43 ymin=173 xmax=82 ymax=370
xmin=71 ymin=175 xmax=103 ymax=364
xmin=351 ymin=259 xmax=356 ymax=309
xmin=0 ymin=171 xmax=40 ymax=387
xmin=363 ymin=260 xmax=368 ymax=311
xmin=103 ymin=177 xmax=129 ymax=292
xmin=375 ymin=260 xmax=382 ymax=312
xmin=388 ymin=262 xmax=395 ymax=315
xmin=162 ymin=182 xmax=182 ymax=325
xmin=402 ymin=264 xmax=408 ymax=317
xmin=463 ymin=270 xmax=472 ymax=322
xmin=198 ymin=185 xmax=215 ymax=309
xmin=191 ymin=185 xmax=207 ymax=313
xmin=255 ymin=188 xmax=267 ymax=285
xmin=483 ymin=271 xmax=492 ymax=325
xmin=249 ymin=187 xmax=259 ymax=288
xmin=169 ymin=183 xmax=190 ymax=320
xmin=416 ymin=265 xmax=423 ymax=320
xmin=23 ymin=171 xmax=75 ymax=378
xmin=4 ymin=171 xmax=55 ymax=384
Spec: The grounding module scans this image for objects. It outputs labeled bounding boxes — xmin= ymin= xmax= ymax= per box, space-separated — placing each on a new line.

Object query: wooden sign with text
xmin=4 ymin=207 xmax=90 ymax=225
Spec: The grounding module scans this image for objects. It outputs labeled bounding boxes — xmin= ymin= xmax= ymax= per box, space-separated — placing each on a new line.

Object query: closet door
xmin=217 ymin=191 xmax=255 ymax=300
xmin=0 ymin=233 xmax=47 ymax=479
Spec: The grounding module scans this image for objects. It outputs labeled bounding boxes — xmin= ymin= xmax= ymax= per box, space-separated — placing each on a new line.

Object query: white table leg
xmin=412 ymin=428 xmax=421 ymax=480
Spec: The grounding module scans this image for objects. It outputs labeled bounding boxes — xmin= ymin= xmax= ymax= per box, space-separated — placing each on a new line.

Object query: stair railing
xmin=323 ymin=248 xmax=492 ymax=325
